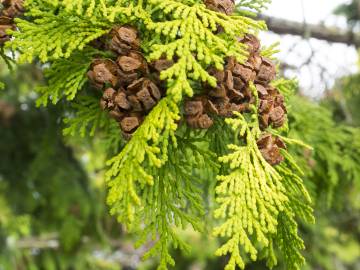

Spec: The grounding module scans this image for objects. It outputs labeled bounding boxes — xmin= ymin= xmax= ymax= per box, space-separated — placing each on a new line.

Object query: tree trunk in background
xmin=259 ymin=14 xmax=360 ymax=47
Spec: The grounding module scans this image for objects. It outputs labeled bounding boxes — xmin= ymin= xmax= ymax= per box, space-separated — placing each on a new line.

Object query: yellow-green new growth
xmin=146 ymin=0 xmax=266 ymax=100
xmin=213 ymin=111 xmax=288 ymax=270
xmin=106 ymin=97 xmax=179 ymax=227
xmin=9 ymin=10 xmax=109 ymax=63
xmin=211 ymin=83 xmax=314 ymax=269
xmin=35 ymin=49 xmax=97 ymax=106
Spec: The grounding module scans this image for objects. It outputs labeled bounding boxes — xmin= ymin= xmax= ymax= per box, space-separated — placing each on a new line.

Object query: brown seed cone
xmin=257 ymin=85 xmax=287 ymax=129
xmin=86 ymin=25 xmax=165 ymax=139
xmin=199 ymin=54 xmax=258 ymax=119
xmin=0 ymin=23 xmax=13 ymax=44
xmin=109 ymin=26 xmax=140 ymax=55
xmin=257 ymin=133 xmax=286 ymax=165
xmin=120 ymin=115 xmax=141 ymax=134
xmin=151 ymin=59 xmax=174 ymax=73
xmin=0 ymin=0 xmax=24 ymax=45
xmin=87 ymin=59 xmax=119 ymax=88
xmin=126 ymin=77 xmax=161 ymax=111
xmin=184 ymin=97 xmax=214 ymax=129
xmin=150 ymin=58 xmax=174 ymax=85
xmin=185 ymin=34 xmax=287 ymax=137
xmin=187 ymin=113 xmax=214 ymax=129
xmin=239 ymin=34 xmax=261 ymax=55
xmin=204 ymin=0 xmax=235 ymax=15
xmin=255 ymin=57 xmax=276 ymax=84
xmin=117 ymin=51 xmax=149 ymax=86
xmin=2 ymin=0 xmax=24 ymax=17
xmin=99 ymin=76 xmax=162 ymax=137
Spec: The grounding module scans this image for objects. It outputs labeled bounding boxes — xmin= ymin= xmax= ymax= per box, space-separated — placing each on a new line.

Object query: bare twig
xmin=259 ymin=14 xmax=360 ymax=47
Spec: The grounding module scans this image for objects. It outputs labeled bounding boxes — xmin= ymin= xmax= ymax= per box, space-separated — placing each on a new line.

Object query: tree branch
xmin=259 ymin=14 xmax=360 ymax=47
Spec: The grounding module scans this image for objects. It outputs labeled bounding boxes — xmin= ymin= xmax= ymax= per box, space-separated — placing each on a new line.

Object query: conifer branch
xmin=6 ymin=1 xmax=316 ymax=270
xmin=137 ymin=137 xmax=210 ymax=269
xmin=106 ymin=97 xmax=179 ymax=227
xmin=63 ymin=95 xmax=110 ymax=137
xmin=35 ymin=49 xmax=98 ymax=106
xmin=237 ymin=0 xmax=271 ymax=14
xmin=212 ymin=84 xmax=314 ymax=269
xmin=213 ymin=110 xmax=288 ymax=269
xmin=9 ymin=10 xmax=110 ymax=63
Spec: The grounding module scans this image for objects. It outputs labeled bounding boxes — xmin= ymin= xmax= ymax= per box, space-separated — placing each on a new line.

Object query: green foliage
xmin=136 ymin=135 xmax=216 ymax=269
xmin=36 ymin=49 xmax=98 ymax=106
xmin=235 ymin=0 xmax=271 ymax=17
xmin=106 ymin=97 xmax=179 ymax=226
xmin=334 ymin=0 xmax=360 ymax=27
xmin=260 ymin=42 xmax=280 ymax=59
xmin=0 ymin=65 xmax=128 ymax=269
xmin=271 ymin=78 xmax=297 ymax=101
xmin=327 ymin=73 xmax=360 ymax=126
xmin=213 ymin=99 xmax=313 ymax=270
xmin=9 ymin=8 xmax=110 ymax=63
xmin=0 ymin=102 xmax=95 ymax=268
xmin=63 ymin=95 xmax=110 ymax=137
xmin=213 ymin=112 xmax=287 ymax=269
xmin=288 ymin=95 xmax=360 ymax=207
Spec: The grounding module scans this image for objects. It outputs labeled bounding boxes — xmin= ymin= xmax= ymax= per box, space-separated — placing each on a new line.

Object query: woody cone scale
xmin=0 ymin=0 xmax=24 ymax=45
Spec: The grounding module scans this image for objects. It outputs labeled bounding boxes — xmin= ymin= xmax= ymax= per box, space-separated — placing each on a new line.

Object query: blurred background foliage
xmin=1 ymin=1 xmax=360 ymax=270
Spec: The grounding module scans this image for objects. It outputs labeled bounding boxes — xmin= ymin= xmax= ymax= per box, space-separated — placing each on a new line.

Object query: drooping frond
xmin=9 ymin=8 xmax=110 ymax=63
xmin=271 ymin=78 xmax=297 ymax=101
xmin=212 ymin=84 xmax=314 ymax=269
xmin=106 ymin=97 xmax=179 ymax=226
xmin=288 ymin=95 xmax=360 ymax=207
xmin=63 ymin=95 xmax=110 ymax=138
xmin=213 ymin=111 xmax=288 ymax=270
xmin=135 ymin=134 xmax=217 ymax=269
xmin=35 ymin=48 xmax=98 ymax=106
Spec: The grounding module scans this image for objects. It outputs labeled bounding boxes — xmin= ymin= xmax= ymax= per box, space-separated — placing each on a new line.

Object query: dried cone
xmin=2 ymin=0 xmax=24 ymax=17
xmin=257 ymin=134 xmax=286 ymax=165
xmin=0 ymin=23 xmax=13 ymax=44
xmin=184 ymin=98 xmax=214 ymax=129
xmin=98 ymin=77 xmax=161 ymax=137
xmin=126 ymin=78 xmax=161 ymax=112
xmin=0 ymin=0 xmax=24 ymax=45
xmin=182 ymin=32 xmax=288 ymax=167
xmin=204 ymin=0 xmax=235 ymax=15
xmin=109 ymin=26 xmax=140 ymax=55
xmin=185 ymin=33 xmax=287 ymax=132
xmin=88 ymin=25 xmax=165 ymax=138
xmin=87 ymin=59 xmax=119 ymax=89
xmin=150 ymin=58 xmax=174 ymax=85
xmin=117 ymin=51 xmax=148 ymax=86
xmin=239 ymin=34 xmax=261 ymax=55
xmin=257 ymin=85 xmax=287 ymax=129
xmin=255 ymin=58 xmax=277 ymax=84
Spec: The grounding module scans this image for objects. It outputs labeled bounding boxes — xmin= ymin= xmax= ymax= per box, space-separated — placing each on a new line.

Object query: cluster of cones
xmin=183 ymin=0 xmax=287 ymax=165
xmin=87 ymin=0 xmax=287 ymax=165
xmin=184 ymin=34 xmax=283 ymax=128
xmin=87 ymin=26 xmax=171 ymax=138
xmin=0 ymin=0 xmax=24 ymax=45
